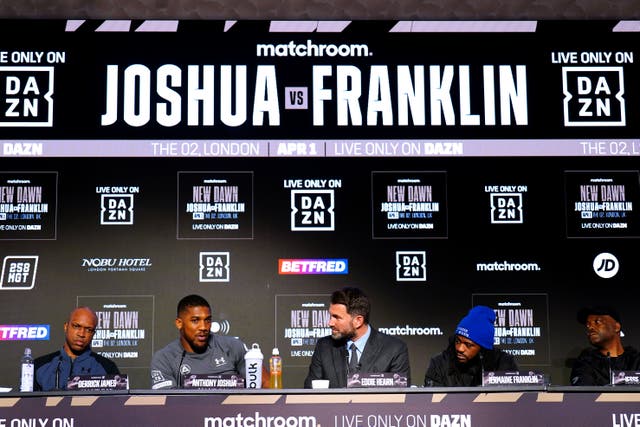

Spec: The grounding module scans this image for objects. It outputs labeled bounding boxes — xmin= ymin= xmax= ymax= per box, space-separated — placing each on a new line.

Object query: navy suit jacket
xmin=303 ymin=327 xmax=411 ymax=388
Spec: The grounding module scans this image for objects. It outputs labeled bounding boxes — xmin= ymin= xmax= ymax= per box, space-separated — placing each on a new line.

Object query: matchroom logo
xmin=199 ymin=252 xmax=230 ymax=282
xmin=395 ymin=251 xmax=427 ymax=282
xmin=0 ymin=255 xmax=38 ymax=289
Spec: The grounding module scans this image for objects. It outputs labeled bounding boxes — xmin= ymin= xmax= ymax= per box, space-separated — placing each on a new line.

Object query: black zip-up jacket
xmin=424 ymin=337 xmax=518 ymax=387
xmin=570 ymin=346 xmax=640 ymax=386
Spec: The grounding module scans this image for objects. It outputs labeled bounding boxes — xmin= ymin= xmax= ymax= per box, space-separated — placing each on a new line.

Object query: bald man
xmin=34 ymin=307 xmax=120 ymax=391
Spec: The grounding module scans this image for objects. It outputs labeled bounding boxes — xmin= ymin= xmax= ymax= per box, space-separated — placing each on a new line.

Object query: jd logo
xmin=593 ymin=252 xmax=619 ymax=279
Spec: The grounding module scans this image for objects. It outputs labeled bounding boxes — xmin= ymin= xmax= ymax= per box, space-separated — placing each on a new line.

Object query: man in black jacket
xmin=570 ymin=305 xmax=640 ymax=386
xmin=424 ymin=305 xmax=518 ymax=387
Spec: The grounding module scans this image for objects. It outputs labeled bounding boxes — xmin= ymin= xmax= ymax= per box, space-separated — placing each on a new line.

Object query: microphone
xmin=343 ymin=347 xmax=350 ymax=376
xmin=55 ymin=355 xmax=63 ymax=390
xmin=178 ymin=350 xmax=187 ymax=388
xmin=607 ymin=352 xmax=613 ymax=386
xmin=479 ymin=352 xmax=485 ymax=387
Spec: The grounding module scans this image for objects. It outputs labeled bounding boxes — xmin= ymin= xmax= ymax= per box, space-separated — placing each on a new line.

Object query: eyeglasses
xmin=70 ymin=323 xmax=96 ymax=334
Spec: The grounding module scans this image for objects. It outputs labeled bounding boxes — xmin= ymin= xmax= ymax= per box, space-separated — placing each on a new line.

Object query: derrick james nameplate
xmin=66 ymin=374 xmax=129 ymax=391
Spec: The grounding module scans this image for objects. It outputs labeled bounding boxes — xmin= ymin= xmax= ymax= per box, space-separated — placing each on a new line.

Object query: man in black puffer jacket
xmin=570 ymin=306 xmax=640 ymax=386
xmin=424 ymin=306 xmax=518 ymax=387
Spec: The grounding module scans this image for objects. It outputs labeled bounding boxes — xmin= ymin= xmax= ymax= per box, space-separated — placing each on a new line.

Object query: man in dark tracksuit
xmin=34 ymin=307 xmax=119 ymax=391
xmin=425 ymin=305 xmax=518 ymax=387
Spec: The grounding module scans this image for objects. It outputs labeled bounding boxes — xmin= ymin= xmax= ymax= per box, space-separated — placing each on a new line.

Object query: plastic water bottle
xmin=20 ymin=347 xmax=34 ymax=392
xmin=244 ymin=343 xmax=263 ymax=388
xmin=269 ymin=347 xmax=282 ymax=389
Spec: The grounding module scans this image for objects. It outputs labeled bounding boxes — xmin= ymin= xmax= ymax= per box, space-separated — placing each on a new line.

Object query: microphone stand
xmin=479 ymin=352 xmax=485 ymax=387
xmin=178 ymin=350 xmax=186 ymax=388
xmin=55 ymin=355 xmax=63 ymax=390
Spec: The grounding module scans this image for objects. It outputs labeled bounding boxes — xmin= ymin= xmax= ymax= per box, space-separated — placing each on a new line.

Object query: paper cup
xmin=311 ymin=379 xmax=330 ymax=389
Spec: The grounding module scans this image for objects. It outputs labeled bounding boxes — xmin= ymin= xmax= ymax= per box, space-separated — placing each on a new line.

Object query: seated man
xmin=304 ymin=287 xmax=411 ymax=388
xmin=570 ymin=305 xmax=640 ymax=385
xmin=34 ymin=307 xmax=120 ymax=391
xmin=424 ymin=305 xmax=518 ymax=387
xmin=150 ymin=294 xmax=248 ymax=389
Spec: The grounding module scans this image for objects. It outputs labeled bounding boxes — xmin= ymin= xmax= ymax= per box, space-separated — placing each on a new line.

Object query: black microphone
xmin=177 ymin=350 xmax=186 ymax=388
xmin=479 ymin=352 xmax=485 ymax=387
xmin=343 ymin=347 xmax=350 ymax=374
xmin=55 ymin=355 xmax=63 ymax=390
xmin=607 ymin=351 xmax=613 ymax=386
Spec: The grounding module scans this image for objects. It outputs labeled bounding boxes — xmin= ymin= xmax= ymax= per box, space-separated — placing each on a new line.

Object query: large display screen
xmin=0 ymin=19 xmax=638 ymax=389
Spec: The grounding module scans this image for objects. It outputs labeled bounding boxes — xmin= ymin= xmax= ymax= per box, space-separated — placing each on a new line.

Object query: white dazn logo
xmin=395 ymin=251 xmax=427 ymax=282
xmin=490 ymin=193 xmax=523 ymax=224
xmin=593 ymin=252 xmax=619 ymax=279
xmin=290 ymin=189 xmax=335 ymax=231
xmin=101 ymin=194 xmax=134 ymax=225
xmin=0 ymin=66 xmax=55 ymax=127
xmin=199 ymin=252 xmax=230 ymax=282
xmin=562 ymin=66 xmax=625 ymax=127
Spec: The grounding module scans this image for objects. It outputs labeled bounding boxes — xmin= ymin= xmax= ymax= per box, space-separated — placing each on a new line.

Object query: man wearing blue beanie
xmin=424 ymin=306 xmax=518 ymax=386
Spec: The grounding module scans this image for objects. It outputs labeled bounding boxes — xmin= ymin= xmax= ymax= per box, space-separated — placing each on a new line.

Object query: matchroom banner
xmin=0 ymin=20 xmax=639 ymax=149
xmin=564 ymin=170 xmax=640 ymax=238
xmin=177 ymin=171 xmax=254 ymax=239
xmin=472 ymin=294 xmax=550 ymax=366
xmin=0 ymin=172 xmax=57 ymax=240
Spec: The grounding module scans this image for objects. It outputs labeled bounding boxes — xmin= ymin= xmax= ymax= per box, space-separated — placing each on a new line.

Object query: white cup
xmin=311 ymin=379 xmax=330 ymax=389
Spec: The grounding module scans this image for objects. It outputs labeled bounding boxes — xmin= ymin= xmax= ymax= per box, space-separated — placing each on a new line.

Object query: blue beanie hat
xmin=455 ymin=306 xmax=496 ymax=350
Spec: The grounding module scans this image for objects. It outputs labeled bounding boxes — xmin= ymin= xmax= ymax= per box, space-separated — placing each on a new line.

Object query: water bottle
xmin=269 ymin=347 xmax=282 ymax=389
xmin=20 ymin=347 xmax=34 ymax=392
xmin=244 ymin=343 xmax=263 ymax=388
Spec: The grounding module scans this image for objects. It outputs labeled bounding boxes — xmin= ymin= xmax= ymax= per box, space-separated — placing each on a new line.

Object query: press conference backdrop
xmin=0 ymin=19 xmax=639 ymax=389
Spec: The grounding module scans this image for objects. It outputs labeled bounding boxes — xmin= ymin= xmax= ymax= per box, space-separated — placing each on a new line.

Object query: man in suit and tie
xmin=304 ymin=287 xmax=411 ymax=388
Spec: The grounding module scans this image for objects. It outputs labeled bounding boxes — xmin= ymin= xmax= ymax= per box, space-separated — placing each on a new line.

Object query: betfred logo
xmin=1 ymin=255 xmax=38 ymax=289
xmin=0 ymin=324 xmax=49 ymax=340
xmin=278 ymin=258 xmax=348 ymax=275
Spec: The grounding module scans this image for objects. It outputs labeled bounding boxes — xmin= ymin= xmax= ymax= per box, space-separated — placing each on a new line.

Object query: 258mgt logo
xmin=0 ymin=255 xmax=38 ymax=289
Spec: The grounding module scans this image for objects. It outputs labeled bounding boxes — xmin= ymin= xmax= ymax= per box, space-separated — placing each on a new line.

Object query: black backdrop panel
xmin=0 ymin=20 xmax=639 ymax=389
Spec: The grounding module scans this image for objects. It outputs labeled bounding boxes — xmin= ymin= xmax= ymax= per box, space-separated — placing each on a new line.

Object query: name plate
xmin=183 ymin=373 xmax=245 ymax=389
xmin=347 ymin=372 xmax=408 ymax=388
xmin=613 ymin=371 xmax=640 ymax=385
xmin=482 ymin=371 xmax=544 ymax=386
xmin=66 ymin=374 xmax=129 ymax=391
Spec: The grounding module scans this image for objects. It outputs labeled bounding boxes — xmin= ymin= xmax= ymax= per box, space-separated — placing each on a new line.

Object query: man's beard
xmin=331 ymin=328 xmax=355 ymax=341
